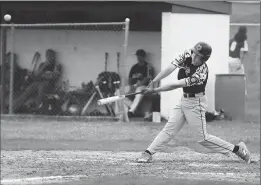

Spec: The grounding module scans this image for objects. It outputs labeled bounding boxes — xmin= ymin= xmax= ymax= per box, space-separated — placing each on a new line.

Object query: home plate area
xmin=1 ymin=149 xmax=260 ymax=185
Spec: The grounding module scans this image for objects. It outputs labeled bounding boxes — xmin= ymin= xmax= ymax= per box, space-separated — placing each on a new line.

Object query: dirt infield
xmin=1 ymin=119 xmax=260 ymax=185
xmin=1 ymin=150 xmax=260 ymax=185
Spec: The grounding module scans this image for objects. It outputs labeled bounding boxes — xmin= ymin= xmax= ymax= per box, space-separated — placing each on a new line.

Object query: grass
xmin=1 ymin=119 xmax=260 ymax=153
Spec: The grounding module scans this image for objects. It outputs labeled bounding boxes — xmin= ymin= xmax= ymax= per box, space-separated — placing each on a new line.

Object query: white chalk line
xmin=1 ymin=172 xmax=260 ymax=185
xmin=1 ymin=175 xmax=86 ymax=185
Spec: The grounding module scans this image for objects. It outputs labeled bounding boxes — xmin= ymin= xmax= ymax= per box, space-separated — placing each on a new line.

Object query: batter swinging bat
xmin=97 ymin=91 xmax=143 ymax=106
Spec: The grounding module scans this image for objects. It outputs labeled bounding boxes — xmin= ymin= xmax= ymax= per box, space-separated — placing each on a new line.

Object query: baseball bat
xmin=97 ymin=91 xmax=143 ymax=106
xmin=95 ymin=85 xmax=115 ymax=116
xmin=105 ymin=52 xmax=108 ymax=72
xmin=81 ymin=92 xmax=97 ymax=115
xmin=31 ymin=52 xmax=40 ymax=75
xmin=116 ymin=52 xmax=120 ymax=74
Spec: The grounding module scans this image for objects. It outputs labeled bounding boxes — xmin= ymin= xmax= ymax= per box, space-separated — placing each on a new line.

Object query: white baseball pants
xmin=147 ymin=94 xmax=235 ymax=155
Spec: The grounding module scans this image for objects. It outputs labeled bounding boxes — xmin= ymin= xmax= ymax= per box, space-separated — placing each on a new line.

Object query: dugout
xmin=0 ymin=1 xmax=232 ymax=117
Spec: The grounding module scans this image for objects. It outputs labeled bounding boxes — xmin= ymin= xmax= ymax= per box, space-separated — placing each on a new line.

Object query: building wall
xmin=161 ymin=13 xmax=230 ymax=118
xmin=5 ymin=29 xmax=161 ymax=88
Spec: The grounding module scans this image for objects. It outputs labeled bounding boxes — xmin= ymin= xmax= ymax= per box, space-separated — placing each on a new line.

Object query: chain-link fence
xmin=0 ymin=20 xmax=130 ymax=119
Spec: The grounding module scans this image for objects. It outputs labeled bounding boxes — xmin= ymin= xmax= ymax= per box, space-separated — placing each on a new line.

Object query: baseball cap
xmin=135 ymin=49 xmax=146 ymax=57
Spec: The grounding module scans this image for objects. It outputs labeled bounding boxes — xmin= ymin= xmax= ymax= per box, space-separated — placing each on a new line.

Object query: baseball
xmin=4 ymin=14 xmax=11 ymax=22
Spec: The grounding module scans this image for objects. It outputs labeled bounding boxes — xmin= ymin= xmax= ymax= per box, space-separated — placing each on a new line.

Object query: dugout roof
xmin=0 ymin=1 xmax=232 ymax=31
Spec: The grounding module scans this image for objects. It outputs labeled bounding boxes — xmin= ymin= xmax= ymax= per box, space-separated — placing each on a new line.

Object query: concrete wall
xmin=161 ymin=13 xmax=230 ymax=118
xmin=5 ymin=29 xmax=161 ymax=88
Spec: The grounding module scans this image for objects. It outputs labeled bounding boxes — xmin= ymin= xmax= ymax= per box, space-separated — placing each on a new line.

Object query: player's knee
xmin=203 ymin=133 xmax=211 ymax=141
xmin=196 ymin=130 xmax=209 ymax=141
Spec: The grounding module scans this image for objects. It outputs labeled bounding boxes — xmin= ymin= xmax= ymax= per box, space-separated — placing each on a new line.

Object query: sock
xmin=145 ymin=150 xmax=152 ymax=155
xmin=233 ymin=145 xmax=239 ymax=153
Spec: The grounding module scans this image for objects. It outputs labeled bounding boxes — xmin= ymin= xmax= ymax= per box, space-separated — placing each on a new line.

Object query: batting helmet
xmin=192 ymin=42 xmax=212 ymax=61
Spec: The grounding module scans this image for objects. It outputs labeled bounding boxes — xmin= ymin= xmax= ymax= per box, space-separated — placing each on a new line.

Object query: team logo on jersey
xmin=185 ymin=67 xmax=190 ymax=75
xmin=196 ymin=44 xmax=202 ymax=51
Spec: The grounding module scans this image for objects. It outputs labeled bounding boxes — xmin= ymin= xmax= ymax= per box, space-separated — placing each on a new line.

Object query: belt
xmin=183 ymin=92 xmax=205 ymax=98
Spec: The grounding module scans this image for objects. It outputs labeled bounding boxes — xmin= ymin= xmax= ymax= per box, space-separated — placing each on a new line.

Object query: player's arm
xmin=137 ymin=64 xmax=154 ymax=87
xmin=152 ymin=64 xmax=208 ymax=93
xmin=128 ymin=66 xmax=135 ymax=85
xmin=41 ymin=64 xmax=62 ymax=80
xmin=33 ymin=63 xmax=48 ymax=80
xmin=149 ymin=50 xmax=191 ymax=85
xmin=152 ymin=79 xmax=186 ymax=93
xmin=150 ymin=64 xmax=177 ymax=85
xmin=240 ymin=40 xmax=249 ymax=61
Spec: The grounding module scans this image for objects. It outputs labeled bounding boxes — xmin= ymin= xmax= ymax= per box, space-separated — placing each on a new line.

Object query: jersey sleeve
xmin=230 ymin=41 xmax=237 ymax=52
xmin=184 ymin=64 xmax=208 ymax=87
xmin=240 ymin=40 xmax=248 ymax=52
xmin=171 ymin=50 xmax=192 ymax=68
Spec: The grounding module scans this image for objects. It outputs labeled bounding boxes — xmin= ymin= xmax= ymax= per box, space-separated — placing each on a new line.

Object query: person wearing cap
xmin=126 ymin=49 xmax=154 ymax=117
xmin=229 ymin=26 xmax=248 ymax=74
xmin=136 ymin=42 xmax=251 ymax=164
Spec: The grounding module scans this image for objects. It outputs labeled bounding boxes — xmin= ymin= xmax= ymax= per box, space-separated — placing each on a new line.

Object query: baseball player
xmin=136 ymin=42 xmax=251 ymax=164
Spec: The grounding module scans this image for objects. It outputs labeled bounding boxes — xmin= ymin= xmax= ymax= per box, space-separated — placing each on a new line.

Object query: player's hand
xmin=133 ymin=80 xmax=141 ymax=88
xmin=147 ymin=80 xmax=155 ymax=88
xmin=142 ymin=87 xmax=155 ymax=95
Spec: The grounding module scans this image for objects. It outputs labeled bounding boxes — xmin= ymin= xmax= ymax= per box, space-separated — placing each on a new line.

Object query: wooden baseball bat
xmin=97 ymin=91 xmax=143 ymax=106
xmin=81 ymin=92 xmax=97 ymax=115
xmin=116 ymin=52 xmax=120 ymax=74
xmin=31 ymin=52 xmax=40 ymax=75
xmin=105 ymin=52 xmax=108 ymax=72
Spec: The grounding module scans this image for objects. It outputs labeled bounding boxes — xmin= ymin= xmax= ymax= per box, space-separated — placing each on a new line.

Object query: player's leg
xmin=228 ymin=57 xmax=241 ymax=73
xmin=183 ymin=95 xmax=251 ymax=163
xmin=123 ymin=85 xmax=135 ymax=109
xmin=128 ymin=85 xmax=146 ymax=116
xmin=13 ymin=82 xmax=38 ymax=112
xmin=137 ymin=102 xmax=186 ymax=163
xmin=35 ymin=81 xmax=50 ymax=109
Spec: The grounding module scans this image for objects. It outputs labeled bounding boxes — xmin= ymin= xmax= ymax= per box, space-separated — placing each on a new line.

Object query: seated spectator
xmin=13 ymin=49 xmax=62 ymax=113
xmin=229 ymin=26 xmax=248 ymax=74
xmin=126 ymin=49 xmax=154 ymax=117
xmin=0 ymin=52 xmax=28 ymax=113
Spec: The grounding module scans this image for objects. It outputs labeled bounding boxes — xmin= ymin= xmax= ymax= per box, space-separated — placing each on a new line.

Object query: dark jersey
xmin=37 ymin=62 xmax=56 ymax=85
xmin=229 ymin=39 xmax=245 ymax=59
xmin=129 ymin=62 xmax=152 ymax=86
xmin=171 ymin=49 xmax=208 ymax=94
xmin=39 ymin=62 xmax=55 ymax=73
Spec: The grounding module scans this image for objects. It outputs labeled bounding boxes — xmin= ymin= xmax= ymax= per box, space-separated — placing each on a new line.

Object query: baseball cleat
xmin=235 ymin=142 xmax=251 ymax=164
xmin=136 ymin=152 xmax=152 ymax=163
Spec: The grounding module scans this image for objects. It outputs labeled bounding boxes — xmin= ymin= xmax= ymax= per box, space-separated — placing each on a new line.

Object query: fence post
xmin=8 ymin=24 xmax=14 ymax=114
xmin=0 ymin=27 xmax=7 ymax=114
xmin=118 ymin=18 xmax=130 ymax=122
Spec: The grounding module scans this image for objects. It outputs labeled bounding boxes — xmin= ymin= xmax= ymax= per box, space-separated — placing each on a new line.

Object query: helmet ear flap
xmin=203 ymin=55 xmax=210 ymax=62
